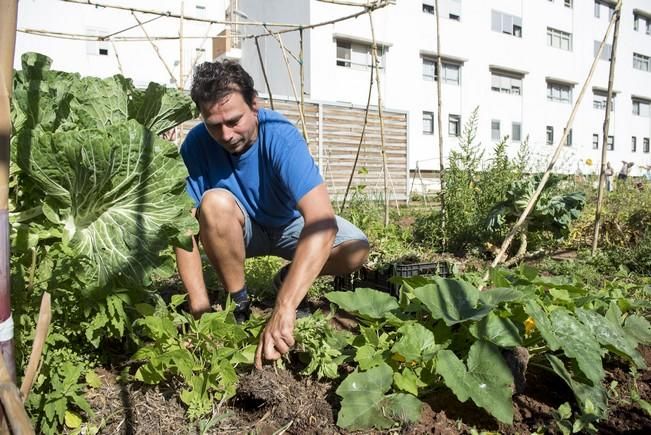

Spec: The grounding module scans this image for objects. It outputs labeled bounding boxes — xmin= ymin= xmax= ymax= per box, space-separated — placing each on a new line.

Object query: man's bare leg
xmin=198 ymin=189 xmax=247 ymax=294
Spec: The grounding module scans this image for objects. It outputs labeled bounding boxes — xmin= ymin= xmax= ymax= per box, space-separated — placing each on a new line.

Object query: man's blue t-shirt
xmin=180 ymin=108 xmax=323 ymax=228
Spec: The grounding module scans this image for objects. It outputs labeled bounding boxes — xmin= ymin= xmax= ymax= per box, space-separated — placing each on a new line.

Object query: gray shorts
xmin=200 ymin=188 xmax=368 ymax=260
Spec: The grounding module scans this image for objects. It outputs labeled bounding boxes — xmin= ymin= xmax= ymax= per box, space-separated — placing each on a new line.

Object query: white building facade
xmin=13 ymin=0 xmax=226 ymax=90
xmin=12 ymin=0 xmax=651 ymax=177
xmin=233 ymin=0 xmax=651 ymax=177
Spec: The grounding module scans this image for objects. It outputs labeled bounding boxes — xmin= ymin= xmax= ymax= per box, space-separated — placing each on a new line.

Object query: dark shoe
xmin=233 ymin=300 xmax=251 ymax=324
xmin=296 ymin=300 xmax=311 ymax=319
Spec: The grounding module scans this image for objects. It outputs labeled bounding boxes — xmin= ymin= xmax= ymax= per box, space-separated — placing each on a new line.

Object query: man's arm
xmin=255 ymin=183 xmax=337 ymax=368
xmin=174 ymin=209 xmax=211 ymax=316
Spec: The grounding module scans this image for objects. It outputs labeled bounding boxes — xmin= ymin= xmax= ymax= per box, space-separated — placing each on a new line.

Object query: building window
xmin=632 ymin=136 xmax=637 ymax=152
xmin=491 ymin=120 xmax=501 ymax=141
xmin=423 ymin=0 xmax=461 ymax=20
xmin=336 ymin=40 xmax=385 ymax=71
xmin=422 ymin=57 xmax=461 ymax=84
xmin=490 ymin=70 xmax=522 ymax=95
xmin=634 ymin=13 xmax=651 ymax=35
xmin=422 ymin=1 xmax=435 ymax=15
xmin=547 ymin=81 xmax=572 ymax=103
xmin=423 ymin=111 xmax=434 ymax=134
xmin=547 ymin=27 xmax=572 ymax=51
xmin=593 ymin=133 xmax=599 ymax=149
xmin=448 ymin=114 xmax=461 ymax=136
xmin=546 ymin=126 xmax=554 ymax=145
xmin=644 ymin=138 xmax=650 ymax=153
xmin=564 ymin=0 xmax=572 ymax=8
xmin=491 ymin=10 xmax=522 ymax=37
xmin=595 ymin=1 xmax=616 ymax=19
xmin=607 ymin=135 xmax=614 ymax=151
xmin=593 ymin=90 xmax=614 ymax=110
xmin=633 ymin=98 xmax=651 ymax=117
xmin=564 ymin=128 xmax=572 ymax=146
xmin=512 ymin=122 xmax=521 ymax=141
xmin=593 ymin=40 xmax=612 ymax=61
xmin=633 ymin=53 xmax=650 ymax=72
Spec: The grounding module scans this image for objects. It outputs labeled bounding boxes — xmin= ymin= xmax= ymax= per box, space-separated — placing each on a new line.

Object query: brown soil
xmin=85 ymin=346 xmax=651 ymax=434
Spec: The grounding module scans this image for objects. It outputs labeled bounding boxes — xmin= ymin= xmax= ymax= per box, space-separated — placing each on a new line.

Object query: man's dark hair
xmin=190 ymin=60 xmax=257 ymax=109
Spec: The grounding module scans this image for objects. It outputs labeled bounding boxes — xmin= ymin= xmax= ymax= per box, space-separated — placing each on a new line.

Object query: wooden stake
xmin=299 ymin=28 xmax=306 ymax=133
xmin=109 ymin=39 xmax=124 ymax=75
xmin=0 ymin=1 xmax=18 ymax=402
xmin=263 ymin=26 xmax=310 ymax=145
xmin=483 ymin=6 xmax=620 ymax=283
xmin=368 ymin=10 xmax=390 ymax=227
xmin=179 ymin=1 xmax=184 ymax=91
xmin=340 ymin=63 xmax=374 ymax=213
xmin=131 ymin=12 xmax=177 ymax=84
xmin=434 ymin=0 xmax=446 ymax=248
xmin=255 ymin=37 xmax=275 ymax=110
xmin=592 ymin=1 xmax=622 ymax=255
xmin=0 ymin=357 xmax=34 ymax=434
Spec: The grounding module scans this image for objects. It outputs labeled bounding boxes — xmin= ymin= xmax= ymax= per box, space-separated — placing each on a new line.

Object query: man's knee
xmin=330 ymin=239 xmax=369 ymax=274
xmin=198 ymin=189 xmax=244 ymax=229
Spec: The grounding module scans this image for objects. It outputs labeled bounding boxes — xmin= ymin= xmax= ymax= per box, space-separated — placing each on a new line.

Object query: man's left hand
xmin=254 ymin=305 xmax=296 ymax=369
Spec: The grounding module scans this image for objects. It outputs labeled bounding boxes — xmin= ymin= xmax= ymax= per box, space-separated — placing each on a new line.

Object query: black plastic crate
xmin=334 ymin=261 xmax=452 ymax=295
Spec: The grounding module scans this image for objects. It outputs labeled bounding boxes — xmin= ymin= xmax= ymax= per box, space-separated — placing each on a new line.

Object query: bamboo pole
xmin=368 ymin=10 xmax=390 ymax=227
xmin=483 ymin=6 xmax=619 ymax=282
xmin=340 ymin=65 xmax=374 ymax=213
xmin=179 ymin=1 xmax=184 ymax=91
xmin=434 ymin=0 xmax=446 ymax=248
xmin=592 ymin=1 xmax=622 ymax=255
xmin=299 ymin=28 xmax=306 ymax=133
xmin=102 ymin=15 xmax=163 ymax=40
xmin=255 ymin=37 xmax=275 ymax=110
xmin=61 ymin=0 xmax=390 ymax=39
xmin=131 ymin=12 xmax=177 ymax=84
xmin=0 ymin=0 xmax=18 ymax=393
xmin=0 ymin=356 xmax=34 ymax=434
xmin=109 ymin=39 xmax=124 ymax=75
xmin=263 ymin=25 xmax=310 ymax=145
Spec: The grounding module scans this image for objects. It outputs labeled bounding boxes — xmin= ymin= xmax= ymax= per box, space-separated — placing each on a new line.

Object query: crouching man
xmin=174 ymin=60 xmax=369 ymax=368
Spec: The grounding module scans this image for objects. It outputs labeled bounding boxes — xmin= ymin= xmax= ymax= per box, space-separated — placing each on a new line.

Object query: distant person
xmin=605 ymin=161 xmax=614 ymax=192
xmin=618 ymin=161 xmax=634 ymax=181
xmin=175 ymin=60 xmax=369 ymax=368
xmin=645 ymin=165 xmax=651 ymax=182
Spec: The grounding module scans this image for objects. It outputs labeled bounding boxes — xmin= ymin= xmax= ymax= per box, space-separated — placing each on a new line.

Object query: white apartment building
xmin=230 ymin=0 xmax=651 ymax=177
xmin=12 ymin=0 xmax=651 ymax=179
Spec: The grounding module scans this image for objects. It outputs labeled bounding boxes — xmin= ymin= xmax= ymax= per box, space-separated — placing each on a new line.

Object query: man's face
xmin=200 ymin=92 xmax=258 ymax=155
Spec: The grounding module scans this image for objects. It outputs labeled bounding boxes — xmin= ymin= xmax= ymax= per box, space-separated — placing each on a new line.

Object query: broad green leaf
xmin=413 ymin=278 xmax=491 ymax=326
xmin=575 ymin=309 xmax=645 ymax=369
xmin=547 ymin=354 xmax=607 ymax=418
xmin=391 ymin=323 xmax=440 ymax=363
xmin=129 ymin=82 xmax=197 ymax=135
xmin=336 ymin=363 xmax=394 ymax=429
xmin=436 ymin=341 xmax=513 ymax=424
xmin=549 ymin=309 xmax=604 ymax=385
xmin=623 ymin=315 xmax=651 ymax=345
xmin=393 ymin=368 xmax=426 ymax=396
xmin=85 ymin=370 xmax=102 ymax=389
xmin=355 ymin=344 xmax=386 ymax=370
xmin=478 ymin=287 xmax=523 ymax=307
xmin=17 ymin=120 xmax=197 ymax=289
xmin=64 ymin=410 xmax=82 ymax=429
xmin=385 ymin=393 xmax=423 ymax=423
xmin=470 ymin=312 xmax=522 ymax=348
xmin=524 ymin=300 xmax=561 ymax=350
xmin=326 ymin=288 xmax=399 ymax=319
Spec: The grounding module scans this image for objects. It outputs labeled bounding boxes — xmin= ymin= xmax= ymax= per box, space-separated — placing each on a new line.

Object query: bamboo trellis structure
xmin=483 ymin=1 xmax=622 ymax=283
